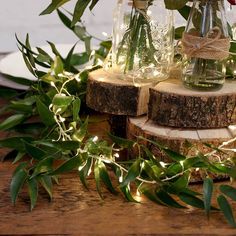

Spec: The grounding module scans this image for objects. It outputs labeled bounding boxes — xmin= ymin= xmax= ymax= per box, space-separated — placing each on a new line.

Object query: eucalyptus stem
xmin=117 ymin=0 xmax=157 ymax=74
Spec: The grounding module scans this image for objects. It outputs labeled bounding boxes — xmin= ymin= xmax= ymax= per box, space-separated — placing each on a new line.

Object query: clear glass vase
xmin=225 ymin=0 xmax=236 ymax=79
xmin=182 ymin=0 xmax=230 ymax=91
xmin=109 ymin=0 xmax=174 ymax=82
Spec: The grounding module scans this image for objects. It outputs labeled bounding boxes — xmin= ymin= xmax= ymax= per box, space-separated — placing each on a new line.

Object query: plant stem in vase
xmin=112 ymin=0 xmax=174 ymax=81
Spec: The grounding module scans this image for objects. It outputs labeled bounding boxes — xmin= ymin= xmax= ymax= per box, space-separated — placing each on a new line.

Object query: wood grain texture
xmin=148 ymin=79 xmax=236 ymax=128
xmin=1 ymin=161 xmax=236 ymax=235
xmin=127 ymin=116 xmax=236 ymax=182
xmin=86 ymin=69 xmax=156 ymax=116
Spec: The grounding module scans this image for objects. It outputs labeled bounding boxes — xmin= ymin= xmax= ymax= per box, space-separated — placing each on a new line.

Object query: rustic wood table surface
xmin=0 ymin=54 xmax=236 ymax=236
xmin=1 ymin=160 xmax=236 ymax=236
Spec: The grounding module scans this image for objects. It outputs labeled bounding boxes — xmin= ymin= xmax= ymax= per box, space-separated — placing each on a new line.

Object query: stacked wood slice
xmin=86 ymin=69 xmax=156 ymax=116
xmin=86 ymin=69 xmax=236 ymax=182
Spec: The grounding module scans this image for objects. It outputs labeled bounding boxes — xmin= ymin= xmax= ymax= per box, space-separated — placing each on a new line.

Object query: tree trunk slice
xmin=127 ymin=116 xmax=236 ymax=182
xmin=148 ymin=79 xmax=236 ymax=128
xmin=86 ymin=69 xmax=156 ymax=116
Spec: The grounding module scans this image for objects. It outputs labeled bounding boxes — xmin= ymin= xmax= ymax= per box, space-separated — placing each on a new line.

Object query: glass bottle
xmin=109 ymin=0 xmax=174 ymax=82
xmin=225 ymin=0 xmax=236 ymax=79
xmin=182 ymin=0 xmax=230 ymax=91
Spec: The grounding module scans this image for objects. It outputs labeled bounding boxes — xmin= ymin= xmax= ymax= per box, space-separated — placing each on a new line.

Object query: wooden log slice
xmin=86 ymin=69 xmax=156 ymax=116
xmin=148 ymin=79 xmax=236 ymax=128
xmin=127 ymin=116 xmax=236 ymax=182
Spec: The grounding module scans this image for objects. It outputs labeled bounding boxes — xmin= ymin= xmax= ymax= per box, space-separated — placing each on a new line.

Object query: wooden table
xmin=0 ymin=159 xmax=236 ymax=236
xmin=0 ymin=55 xmax=236 ymax=236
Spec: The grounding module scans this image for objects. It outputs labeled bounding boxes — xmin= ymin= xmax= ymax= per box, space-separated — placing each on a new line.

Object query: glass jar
xmin=110 ymin=0 xmax=174 ymax=81
xmin=225 ymin=0 xmax=236 ymax=79
xmin=182 ymin=0 xmax=230 ymax=91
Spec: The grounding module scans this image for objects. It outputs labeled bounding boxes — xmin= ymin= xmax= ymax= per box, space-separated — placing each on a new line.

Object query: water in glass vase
xmin=181 ymin=0 xmax=230 ymax=91
xmin=184 ymin=70 xmax=225 ymax=91
xmin=183 ymin=58 xmax=226 ymax=91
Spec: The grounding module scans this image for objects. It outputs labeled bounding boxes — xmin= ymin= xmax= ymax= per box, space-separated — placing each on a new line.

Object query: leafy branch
xmin=1 ymin=37 xmax=236 ymax=226
xmin=0 ymin=0 xmax=236 ymax=229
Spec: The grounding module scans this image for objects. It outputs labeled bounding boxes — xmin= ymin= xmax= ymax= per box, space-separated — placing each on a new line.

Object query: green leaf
xmin=140 ymin=186 xmax=164 ymax=206
xmin=32 ymin=157 xmax=54 ymax=178
xmin=156 ymin=190 xmax=185 ymax=208
xmin=57 ymin=9 xmax=72 ymax=29
xmin=53 ymin=140 xmax=81 ymax=150
xmin=120 ymin=159 xmax=141 ymax=188
xmin=94 ymin=160 xmax=102 ymax=198
xmin=10 ymin=96 xmax=36 ymax=113
xmin=178 ymin=5 xmax=191 ymax=20
xmin=98 ymin=161 xmax=116 ymax=194
xmin=27 ymin=178 xmax=38 ymax=211
xmin=40 ymin=0 xmax=70 ymax=15
xmin=51 ymin=156 xmax=82 ymax=175
xmin=89 ymin=0 xmax=99 ymax=10
xmin=24 ymin=142 xmax=46 ymax=161
xmin=171 ymin=172 xmax=190 ymax=192
xmin=72 ymin=117 xmax=88 ymax=142
xmin=179 ymin=192 xmax=205 ymax=209
xmin=217 ymin=195 xmax=236 ymax=227
xmin=220 ymin=185 xmax=236 ymax=201
xmin=65 ymin=44 xmax=77 ymax=69
xmin=53 ymin=56 xmax=64 ymax=75
xmin=166 ymin=163 xmax=183 ymax=177
xmin=25 ymin=34 xmax=35 ymax=68
xmin=36 ymin=47 xmax=53 ymax=62
xmin=100 ymin=40 xmax=112 ymax=50
xmin=175 ymin=26 xmax=185 ymax=40
xmin=22 ymin=52 xmax=36 ymax=76
xmin=141 ymin=160 xmax=161 ymax=182
xmin=47 ymin=41 xmax=64 ymax=59
xmin=72 ymin=98 xmax=81 ymax=121
xmin=41 ymin=73 xmax=56 ymax=83
xmin=36 ymin=54 xmax=51 ymax=64
xmin=0 ymin=114 xmax=26 ymax=131
xmin=164 ymin=0 xmax=188 ymax=10
xmin=0 ymin=87 xmax=18 ymax=99
xmin=36 ymin=98 xmax=55 ymax=126
xmin=183 ymin=156 xmax=205 ymax=169
xmin=1 ymin=73 xmax=34 ymax=86
xmin=39 ymin=175 xmax=53 ymax=200
xmin=52 ymin=94 xmax=73 ymax=107
xmin=120 ymin=185 xmax=139 ymax=203
xmin=0 ymin=136 xmax=33 ymax=151
xmin=10 ymin=163 xmax=28 ymax=204
xmin=109 ymin=133 xmax=135 ymax=149
xmin=162 ymin=148 xmax=186 ymax=162
xmin=138 ymin=136 xmax=185 ymax=161
xmin=72 ymin=0 xmax=92 ymax=26
xmin=203 ymin=178 xmax=213 ymax=218
xmin=78 ymin=155 xmax=92 ymax=189
xmin=13 ymin=152 xmax=25 ymax=164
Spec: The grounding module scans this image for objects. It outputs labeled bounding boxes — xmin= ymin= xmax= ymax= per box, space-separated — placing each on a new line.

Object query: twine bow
xmin=128 ymin=0 xmax=149 ymax=19
xmin=181 ymin=27 xmax=231 ymax=60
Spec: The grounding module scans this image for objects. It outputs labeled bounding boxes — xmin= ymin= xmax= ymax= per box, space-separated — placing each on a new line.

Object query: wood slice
xmin=148 ymin=79 xmax=236 ymax=128
xmin=127 ymin=116 xmax=236 ymax=182
xmin=86 ymin=69 xmax=156 ymax=116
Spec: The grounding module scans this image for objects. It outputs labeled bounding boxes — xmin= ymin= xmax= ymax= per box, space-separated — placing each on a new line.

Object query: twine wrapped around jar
xmin=128 ymin=0 xmax=149 ymax=10
xmin=181 ymin=27 xmax=231 ymax=60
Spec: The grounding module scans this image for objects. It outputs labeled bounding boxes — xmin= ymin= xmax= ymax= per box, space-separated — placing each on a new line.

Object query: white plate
xmin=0 ymin=43 xmax=88 ymax=90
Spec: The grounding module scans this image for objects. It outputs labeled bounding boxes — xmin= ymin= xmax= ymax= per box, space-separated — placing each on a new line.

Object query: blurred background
xmin=0 ymin=0 xmax=115 ymax=52
xmin=0 ymin=0 xmax=235 ymax=52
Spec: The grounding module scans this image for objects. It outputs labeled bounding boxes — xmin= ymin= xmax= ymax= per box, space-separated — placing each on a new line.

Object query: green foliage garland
xmin=0 ymin=0 xmax=236 ymax=228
